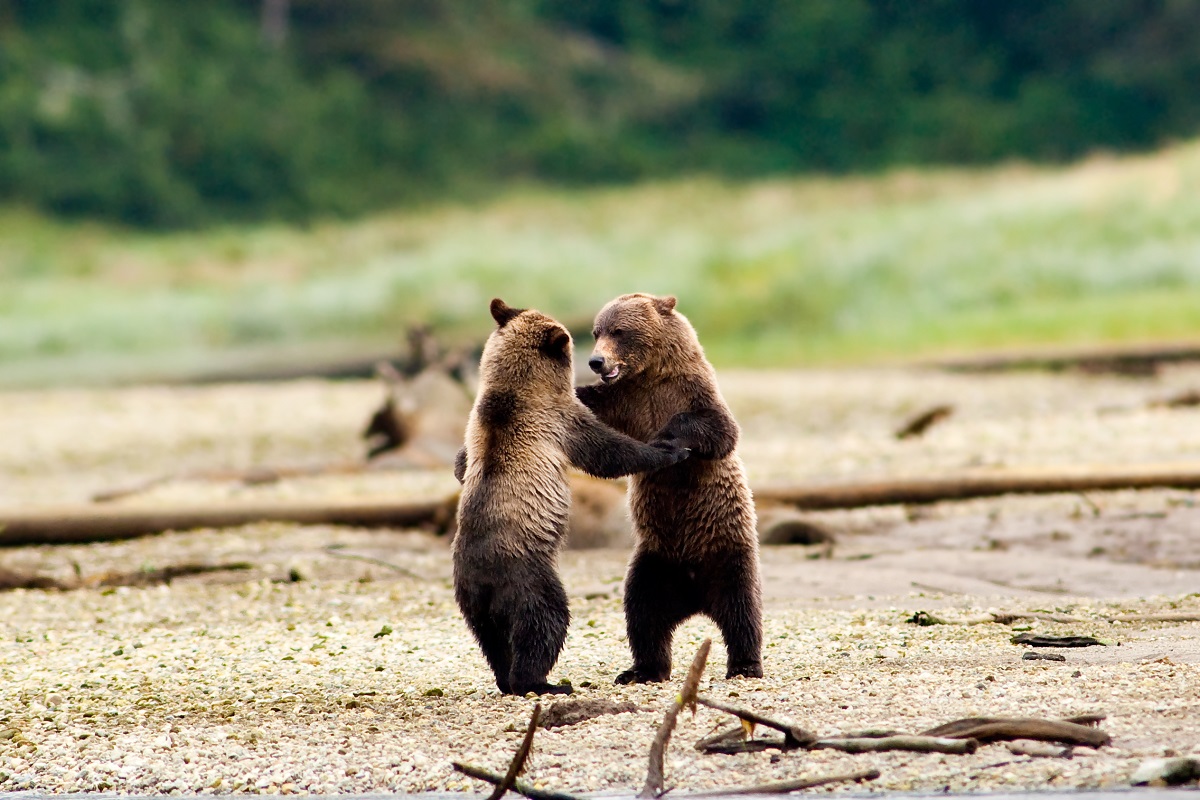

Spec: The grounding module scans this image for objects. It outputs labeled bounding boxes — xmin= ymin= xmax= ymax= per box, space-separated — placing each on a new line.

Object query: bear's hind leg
xmin=702 ymin=552 xmax=764 ymax=679
xmin=457 ymin=584 xmax=513 ymax=693
xmin=505 ymin=569 xmax=572 ymax=696
xmin=473 ymin=611 xmax=515 ymax=694
xmin=617 ymin=549 xmax=700 ymax=684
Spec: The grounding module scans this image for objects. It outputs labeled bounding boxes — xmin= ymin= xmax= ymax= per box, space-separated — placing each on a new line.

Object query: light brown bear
xmin=453 ymin=298 xmax=689 ymax=695
xmin=577 ymin=293 xmax=763 ymax=683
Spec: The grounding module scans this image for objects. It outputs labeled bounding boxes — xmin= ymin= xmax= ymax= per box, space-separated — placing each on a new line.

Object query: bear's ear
xmin=490 ymin=298 xmax=524 ymax=328
xmin=539 ymin=327 xmax=571 ymax=360
xmin=653 ymin=295 xmax=677 ymax=315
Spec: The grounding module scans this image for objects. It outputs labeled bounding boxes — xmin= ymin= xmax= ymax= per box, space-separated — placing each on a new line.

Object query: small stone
xmin=423 ymin=688 xmax=444 ymax=697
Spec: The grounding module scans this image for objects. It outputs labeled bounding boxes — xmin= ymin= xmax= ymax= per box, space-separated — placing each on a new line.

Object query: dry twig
xmin=321 ymin=545 xmax=422 ymax=579
xmin=639 ymin=638 xmax=711 ymax=799
xmin=451 ymin=763 xmax=579 ymax=800
xmin=695 ymin=697 xmax=816 ymax=747
xmin=1107 ymin=612 xmax=1200 ymax=623
xmin=454 ymin=704 xmax=581 ymax=800
xmin=487 ymin=704 xmax=541 ymax=800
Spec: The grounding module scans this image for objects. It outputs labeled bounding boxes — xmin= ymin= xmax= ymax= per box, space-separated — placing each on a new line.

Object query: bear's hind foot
xmin=510 ymin=681 xmax=573 ymax=696
xmin=614 ymin=667 xmax=670 ymax=685
xmin=725 ymin=662 xmax=763 ymax=679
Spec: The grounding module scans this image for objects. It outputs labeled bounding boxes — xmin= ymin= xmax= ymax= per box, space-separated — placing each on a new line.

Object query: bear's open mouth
xmin=601 ymin=365 xmax=621 ymax=382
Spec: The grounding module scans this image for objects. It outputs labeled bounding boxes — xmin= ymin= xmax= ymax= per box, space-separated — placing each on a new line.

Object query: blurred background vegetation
xmin=2 ymin=0 xmax=1200 ymax=383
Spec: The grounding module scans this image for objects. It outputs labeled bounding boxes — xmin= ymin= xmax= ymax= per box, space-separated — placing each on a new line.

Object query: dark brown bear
xmin=577 ymin=293 xmax=764 ymax=683
xmin=453 ymin=298 xmax=688 ymax=696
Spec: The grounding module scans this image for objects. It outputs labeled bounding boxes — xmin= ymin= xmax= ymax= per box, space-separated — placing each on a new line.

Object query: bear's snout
xmin=588 ymin=355 xmax=607 ymax=374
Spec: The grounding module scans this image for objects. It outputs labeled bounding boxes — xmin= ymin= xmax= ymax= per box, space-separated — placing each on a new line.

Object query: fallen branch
xmin=991 ymin=611 xmax=1090 ymax=625
xmin=488 ymin=704 xmax=541 ymax=800
xmin=93 ymin=562 xmax=253 ymax=587
xmin=14 ymin=462 xmax=1200 ymax=548
xmin=454 ymin=704 xmax=582 ymax=800
xmin=921 ymin=717 xmax=1110 ymax=748
xmin=639 ymin=639 xmax=711 ymax=800
xmin=0 ymin=567 xmax=73 ymax=591
xmin=695 ymin=697 xmax=816 ymax=748
xmin=322 ymin=545 xmax=422 ymax=579
xmin=810 ymin=736 xmax=977 ymax=755
xmin=1 ymin=562 xmax=254 ymax=592
xmin=1007 ymin=740 xmax=1073 ymax=759
xmin=450 ymin=763 xmax=579 ymax=800
xmin=754 ymin=464 xmax=1200 ymax=510
xmin=1011 ymin=633 xmax=1106 ymax=648
xmin=683 ymin=768 xmax=880 ymax=796
xmin=1107 ymin=612 xmax=1200 ymax=623
xmin=0 ymin=497 xmax=456 ymax=547
xmin=698 ymin=737 xmax=786 ymax=755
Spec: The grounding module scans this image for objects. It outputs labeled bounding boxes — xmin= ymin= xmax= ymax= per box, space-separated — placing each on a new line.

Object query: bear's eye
xmin=591 ymin=328 xmax=600 ymax=340
xmin=611 ymin=328 xmax=625 ymax=337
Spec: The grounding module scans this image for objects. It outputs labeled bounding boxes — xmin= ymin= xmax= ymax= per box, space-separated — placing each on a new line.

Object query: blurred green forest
xmin=4 ymin=0 xmax=1200 ymax=227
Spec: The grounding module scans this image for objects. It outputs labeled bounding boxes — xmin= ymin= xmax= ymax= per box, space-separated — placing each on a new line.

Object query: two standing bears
xmin=453 ymin=294 xmax=763 ymax=694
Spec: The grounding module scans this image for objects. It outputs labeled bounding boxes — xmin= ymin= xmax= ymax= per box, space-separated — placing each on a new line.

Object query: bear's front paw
xmin=650 ymin=440 xmax=690 ymax=467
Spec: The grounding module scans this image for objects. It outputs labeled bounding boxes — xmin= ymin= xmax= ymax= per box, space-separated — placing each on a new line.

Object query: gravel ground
xmin=2 ymin=365 xmax=1200 ymax=795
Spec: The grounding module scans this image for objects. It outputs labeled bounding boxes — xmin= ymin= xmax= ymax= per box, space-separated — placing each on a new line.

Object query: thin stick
xmin=1106 ymin=613 xmax=1200 ymax=623
xmin=322 ymin=545 xmax=422 ymax=579
xmin=639 ymin=638 xmax=711 ymax=800
xmin=487 ymin=703 xmax=541 ymax=800
xmin=695 ymin=696 xmax=816 ymax=747
xmin=684 ymin=768 xmax=881 ymax=797
xmin=451 ymin=763 xmax=580 ymax=800
xmin=810 ymin=736 xmax=978 ymax=755
xmin=991 ymin=611 xmax=1089 ymax=624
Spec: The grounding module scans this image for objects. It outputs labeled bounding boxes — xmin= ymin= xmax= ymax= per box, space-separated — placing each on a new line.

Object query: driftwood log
xmin=753 ymin=464 xmax=1200 ymax=509
xmin=10 ymin=463 xmax=1200 ymax=547
xmin=0 ymin=498 xmax=456 ymax=548
xmin=921 ymin=716 xmax=1111 ymax=748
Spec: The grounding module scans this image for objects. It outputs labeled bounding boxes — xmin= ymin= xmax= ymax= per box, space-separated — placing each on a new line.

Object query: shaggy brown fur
xmin=453 ymin=298 xmax=688 ymax=696
xmin=578 ymin=293 xmax=764 ymax=683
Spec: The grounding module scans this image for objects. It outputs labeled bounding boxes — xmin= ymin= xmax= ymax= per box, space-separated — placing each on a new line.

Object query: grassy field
xmin=3 ymin=141 xmax=1200 ymax=386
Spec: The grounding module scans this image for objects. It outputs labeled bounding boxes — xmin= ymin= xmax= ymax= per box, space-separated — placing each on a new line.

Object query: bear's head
xmin=587 ymin=293 xmax=697 ymax=384
xmin=478 ymin=298 xmax=574 ymax=394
